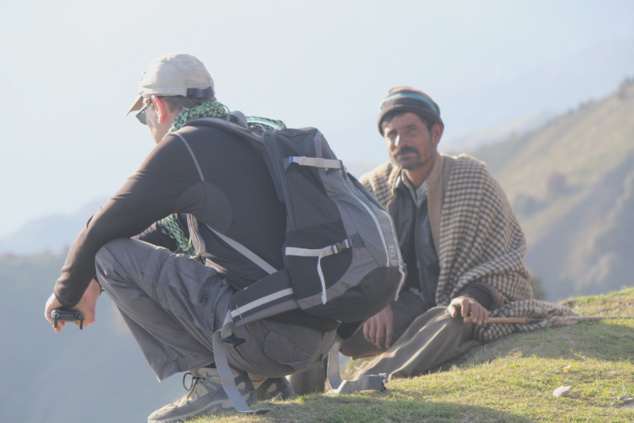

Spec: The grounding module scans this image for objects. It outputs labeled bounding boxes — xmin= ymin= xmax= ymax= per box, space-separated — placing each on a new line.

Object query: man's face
xmin=383 ymin=112 xmax=441 ymax=171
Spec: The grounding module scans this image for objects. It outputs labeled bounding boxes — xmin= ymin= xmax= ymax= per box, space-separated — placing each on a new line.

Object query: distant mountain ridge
xmin=444 ymin=110 xmax=557 ymax=154
xmin=472 ymin=77 xmax=634 ymax=300
xmin=0 ymin=198 xmax=104 ymax=255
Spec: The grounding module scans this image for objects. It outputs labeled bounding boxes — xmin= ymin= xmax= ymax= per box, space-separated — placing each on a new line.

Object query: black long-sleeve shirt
xmin=54 ymin=124 xmax=286 ymax=307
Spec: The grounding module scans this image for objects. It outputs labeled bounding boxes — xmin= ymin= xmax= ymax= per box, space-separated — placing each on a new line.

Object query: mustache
xmin=395 ymin=146 xmax=419 ymax=155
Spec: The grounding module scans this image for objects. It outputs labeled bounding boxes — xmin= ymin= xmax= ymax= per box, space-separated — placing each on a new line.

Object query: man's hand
xmin=447 ymin=296 xmax=488 ymax=326
xmin=363 ymin=304 xmax=394 ymax=350
xmin=44 ymin=279 xmax=100 ymax=332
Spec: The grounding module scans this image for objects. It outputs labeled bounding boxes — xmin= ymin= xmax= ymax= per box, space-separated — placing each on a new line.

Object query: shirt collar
xmin=400 ymin=175 xmax=429 ymax=207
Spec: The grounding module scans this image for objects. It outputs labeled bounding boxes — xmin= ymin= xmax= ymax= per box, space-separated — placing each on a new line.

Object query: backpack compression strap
xmin=285 ymin=236 xmax=359 ymax=304
xmin=213 ymin=318 xmax=270 ymax=415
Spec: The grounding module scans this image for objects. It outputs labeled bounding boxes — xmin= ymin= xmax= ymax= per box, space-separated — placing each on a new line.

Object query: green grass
xmin=191 ymin=287 xmax=634 ymax=422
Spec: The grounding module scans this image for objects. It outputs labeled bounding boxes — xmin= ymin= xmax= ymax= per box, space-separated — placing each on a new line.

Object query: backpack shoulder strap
xmin=173 ymin=114 xmax=275 ymax=274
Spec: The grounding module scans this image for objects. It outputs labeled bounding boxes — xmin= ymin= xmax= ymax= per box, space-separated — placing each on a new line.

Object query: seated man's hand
xmin=363 ymin=304 xmax=394 ymax=350
xmin=447 ymin=296 xmax=488 ymax=326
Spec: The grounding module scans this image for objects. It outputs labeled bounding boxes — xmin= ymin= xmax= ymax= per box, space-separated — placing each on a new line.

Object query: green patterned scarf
xmin=159 ymin=215 xmax=193 ymax=255
xmin=169 ymin=100 xmax=230 ymax=134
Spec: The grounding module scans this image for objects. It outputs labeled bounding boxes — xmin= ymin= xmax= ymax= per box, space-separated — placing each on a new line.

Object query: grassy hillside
xmin=191 ymin=287 xmax=634 ymax=423
xmin=472 ymin=78 xmax=634 ymax=301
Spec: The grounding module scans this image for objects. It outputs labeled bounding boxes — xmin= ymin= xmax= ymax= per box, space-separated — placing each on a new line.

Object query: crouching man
xmin=44 ymin=53 xmax=338 ymax=422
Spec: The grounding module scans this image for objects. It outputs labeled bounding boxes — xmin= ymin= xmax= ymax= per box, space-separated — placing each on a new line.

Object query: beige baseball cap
xmin=127 ymin=53 xmax=214 ymax=114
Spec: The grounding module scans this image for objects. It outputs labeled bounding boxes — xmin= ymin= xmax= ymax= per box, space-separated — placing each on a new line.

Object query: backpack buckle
xmin=330 ymin=238 xmax=353 ymax=255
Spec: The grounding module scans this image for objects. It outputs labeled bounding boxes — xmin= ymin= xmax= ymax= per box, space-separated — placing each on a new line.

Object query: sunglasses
xmin=136 ymin=102 xmax=151 ymax=125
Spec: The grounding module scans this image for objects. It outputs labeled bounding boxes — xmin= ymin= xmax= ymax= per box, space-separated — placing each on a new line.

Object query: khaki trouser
xmin=289 ymin=297 xmax=480 ymax=394
xmin=349 ymin=306 xmax=479 ymax=379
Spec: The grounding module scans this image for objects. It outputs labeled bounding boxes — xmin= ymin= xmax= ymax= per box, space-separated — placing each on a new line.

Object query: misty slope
xmin=473 ymin=78 xmax=634 ymax=301
xmin=0 ymin=199 xmax=104 ymax=255
xmin=0 ymin=254 xmax=183 ymax=423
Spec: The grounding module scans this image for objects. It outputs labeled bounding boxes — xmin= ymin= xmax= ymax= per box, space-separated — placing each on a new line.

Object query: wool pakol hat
xmin=126 ymin=53 xmax=214 ymax=114
xmin=377 ymin=87 xmax=443 ymax=135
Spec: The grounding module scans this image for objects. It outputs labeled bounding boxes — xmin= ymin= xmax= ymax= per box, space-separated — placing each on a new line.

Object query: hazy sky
xmin=1 ymin=0 xmax=633 ymax=237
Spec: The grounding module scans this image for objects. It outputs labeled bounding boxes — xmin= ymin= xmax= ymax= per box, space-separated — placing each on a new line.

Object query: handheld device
xmin=51 ymin=309 xmax=84 ymax=330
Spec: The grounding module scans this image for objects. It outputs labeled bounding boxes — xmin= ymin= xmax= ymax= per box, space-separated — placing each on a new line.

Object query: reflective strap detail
xmin=229 ymin=288 xmax=294 ymax=319
xmin=288 ymin=156 xmax=343 ymax=170
xmin=285 ymin=239 xmax=353 ymax=259
xmin=395 ymin=264 xmax=406 ymax=301
xmin=343 ymin=181 xmax=391 ymax=267
xmin=285 ymin=239 xmax=353 ymax=304
xmin=204 ymin=223 xmax=277 ymax=275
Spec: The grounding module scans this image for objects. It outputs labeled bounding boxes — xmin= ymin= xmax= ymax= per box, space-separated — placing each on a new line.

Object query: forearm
xmin=54 ymin=190 xmax=182 ymax=306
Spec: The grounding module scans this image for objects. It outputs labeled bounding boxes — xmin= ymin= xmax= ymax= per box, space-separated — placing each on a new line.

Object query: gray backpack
xmin=177 ymin=112 xmax=405 ymax=412
xmin=181 ymin=112 xmax=405 ymax=328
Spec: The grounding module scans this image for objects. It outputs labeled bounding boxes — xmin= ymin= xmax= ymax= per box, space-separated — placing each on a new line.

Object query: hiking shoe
xmin=252 ymin=376 xmax=296 ymax=401
xmin=148 ymin=367 xmax=255 ymax=423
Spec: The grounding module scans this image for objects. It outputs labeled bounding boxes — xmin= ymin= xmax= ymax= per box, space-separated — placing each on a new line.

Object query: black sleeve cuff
xmin=459 ymin=283 xmax=497 ymax=311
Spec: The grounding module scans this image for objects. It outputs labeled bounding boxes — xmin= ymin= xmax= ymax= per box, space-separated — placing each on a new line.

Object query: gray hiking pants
xmin=95 ymin=238 xmax=336 ymax=382
xmin=289 ymin=290 xmax=480 ymax=394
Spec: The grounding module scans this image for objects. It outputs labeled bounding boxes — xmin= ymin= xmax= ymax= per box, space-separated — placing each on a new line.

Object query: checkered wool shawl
xmin=360 ymin=154 xmax=578 ymax=342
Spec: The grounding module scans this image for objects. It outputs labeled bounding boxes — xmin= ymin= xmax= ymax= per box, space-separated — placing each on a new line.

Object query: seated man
xmin=290 ymin=87 xmax=575 ymax=393
xmin=44 ymin=53 xmax=339 ymax=422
